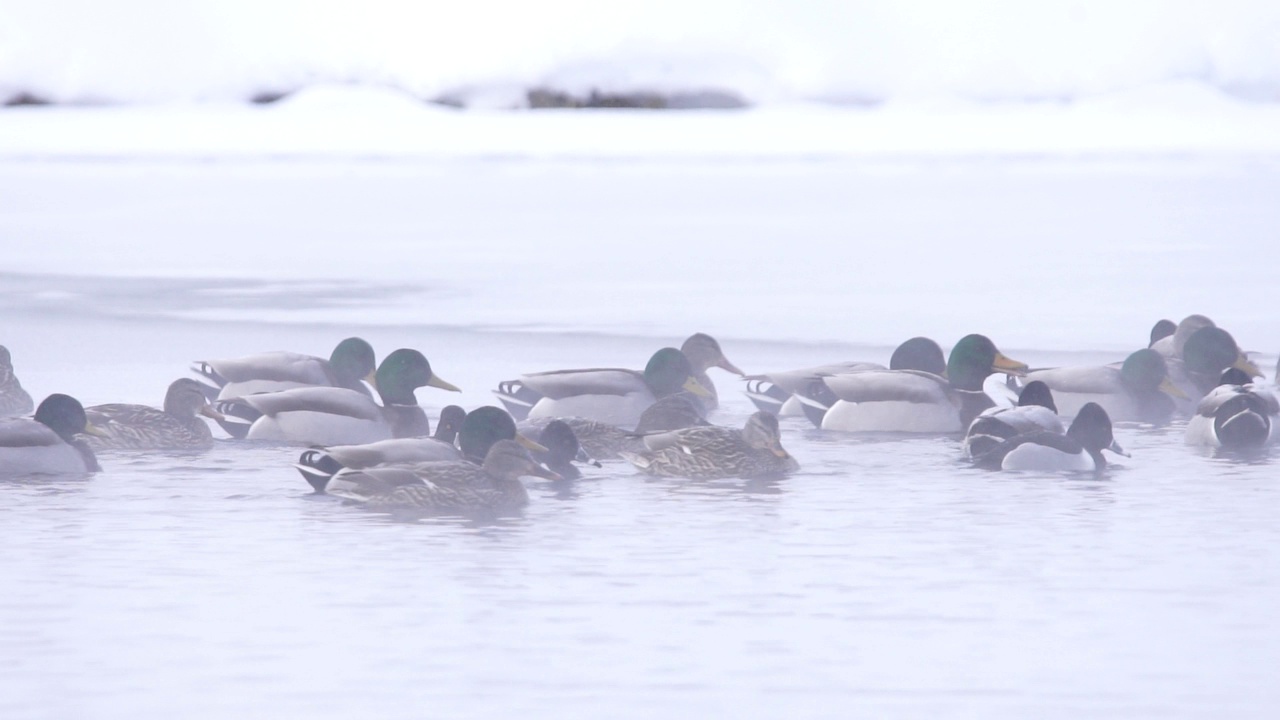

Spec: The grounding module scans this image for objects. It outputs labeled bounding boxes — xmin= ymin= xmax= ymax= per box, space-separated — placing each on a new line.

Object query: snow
xmin=2 ymin=1 xmax=1279 ymax=106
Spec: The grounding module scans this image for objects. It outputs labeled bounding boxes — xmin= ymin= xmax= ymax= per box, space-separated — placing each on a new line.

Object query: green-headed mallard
xmin=83 ymin=378 xmax=226 ymax=451
xmin=1184 ymin=369 xmax=1278 ymax=449
xmin=620 ymin=412 xmax=798 ymax=479
xmin=1 ymin=345 xmax=35 ymax=417
xmin=296 ymin=406 xmax=546 ymax=493
xmin=679 ymin=333 xmax=744 ymax=412
xmin=812 ymin=334 xmax=1025 ymax=433
xmin=329 ymin=439 xmax=560 ymax=514
xmin=193 ymin=337 xmax=377 ymax=401
xmin=495 ymin=347 xmax=710 ymax=428
xmin=1022 ymin=348 xmax=1185 ymax=424
xmin=745 ymin=337 xmax=946 ymax=426
xmin=972 ymin=402 xmax=1128 ymax=472
xmin=0 ymin=394 xmax=105 ymax=475
xmin=219 ymin=349 xmax=459 ymax=445
xmin=963 ymin=380 xmax=1064 ymax=458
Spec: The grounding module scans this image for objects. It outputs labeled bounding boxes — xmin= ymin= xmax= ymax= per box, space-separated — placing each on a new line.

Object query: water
xmin=2 ymin=160 xmax=1279 ymax=718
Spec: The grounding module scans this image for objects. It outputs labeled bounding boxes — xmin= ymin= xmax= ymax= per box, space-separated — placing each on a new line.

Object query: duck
xmin=679 ymin=333 xmax=745 ymax=412
xmin=619 ymin=411 xmax=799 ymax=480
xmin=0 ymin=394 xmax=105 ymax=475
xmin=193 ymin=337 xmax=377 ymax=401
xmin=530 ymin=420 xmax=601 ymax=480
xmin=963 ymin=380 xmax=1064 ymax=458
xmin=517 ymin=393 xmax=709 ymax=460
xmin=1184 ymin=369 xmax=1278 ymax=449
xmin=1022 ymin=348 xmax=1185 ymax=424
xmin=82 ymin=378 xmax=227 ymax=451
xmin=329 ymin=440 xmax=560 ymax=514
xmin=494 ymin=347 xmax=710 ymax=428
xmin=744 ymin=337 xmax=946 ymax=426
xmin=811 ymin=334 xmax=1026 ymax=433
xmin=1179 ymin=326 xmax=1262 ymax=398
xmin=218 ymin=349 xmax=459 ymax=445
xmin=1148 ymin=319 xmax=1176 ymax=348
xmin=296 ymin=406 xmax=541 ymax=492
xmin=972 ymin=402 xmax=1128 ymax=473
xmin=0 ymin=345 xmax=35 ymax=417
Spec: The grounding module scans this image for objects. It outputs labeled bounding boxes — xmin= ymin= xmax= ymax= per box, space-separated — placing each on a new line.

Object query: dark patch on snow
xmin=4 ymin=91 xmax=53 ymax=107
xmin=526 ymin=88 xmax=748 ymax=110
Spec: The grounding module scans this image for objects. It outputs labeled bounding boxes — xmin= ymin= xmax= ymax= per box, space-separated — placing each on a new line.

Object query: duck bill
xmin=82 ymin=422 xmax=110 ymax=438
xmin=1158 ymin=377 xmax=1189 ymax=400
xmin=200 ymin=404 xmax=228 ymax=422
xmin=683 ymin=376 xmax=712 ymax=398
xmin=426 ymin=374 xmax=461 ymax=393
xmin=527 ymin=464 xmax=563 ymax=481
xmin=515 ymin=433 xmax=549 ymax=453
xmin=575 ymin=446 xmax=603 ymax=468
xmin=991 ymin=352 xmax=1029 ymax=377
xmin=1233 ymin=355 xmax=1262 ymax=378
xmin=1107 ymin=439 xmax=1131 ymax=458
xmin=770 ymin=446 xmax=791 ymax=459
xmin=717 ymin=357 xmax=746 ymax=376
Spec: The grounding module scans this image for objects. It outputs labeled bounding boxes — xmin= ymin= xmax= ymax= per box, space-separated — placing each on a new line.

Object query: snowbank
xmin=1 ymin=1 xmax=1278 ymax=107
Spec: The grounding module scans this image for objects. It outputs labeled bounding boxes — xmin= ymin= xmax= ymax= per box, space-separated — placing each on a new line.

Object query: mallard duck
xmin=219 ymin=349 xmax=459 ymax=445
xmin=1179 ymin=326 xmax=1262 ymax=396
xmin=531 ymin=420 xmax=601 ymax=480
xmin=1148 ymin=319 xmax=1176 ymax=348
xmin=679 ymin=333 xmax=744 ymax=412
xmin=518 ymin=393 xmax=709 ymax=460
xmin=619 ymin=412 xmax=799 ymax=480
xmin=0 ymin=345 xmax=35 ymax=417
xmin=1150 ymin=314 xmax=1215 ymax=360
xmin=0 ymin=394 xmax=105 ymax=475
xmin=744 ymin=337 xmax=946 ymax=426
xmin=1022 ymin=349 xmax=1185 ymax=424
xmin=82 ymin=378 xmax=226 ymax=451
xmin=495 ymin=347 xmax=710 ymax=428
xmin=329 ymin=440 xmax=560 ymax=514
xmin=1184 ymin=369 xmax=1278 ymax=449
xmin=296 ymin=406 xmax=541 ymax=492
xmin=972 ymin=402 xmax=1128 ymax=472
xmin=963 ymin=380 xmax=1064 ymax=458
xmin=193 ymin=337 xmax=377 ymax=401
xmin=812 ymin=334 xmax=1025 ymax=433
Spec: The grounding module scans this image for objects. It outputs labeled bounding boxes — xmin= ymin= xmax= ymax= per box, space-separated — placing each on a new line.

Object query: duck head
xmin=35 ymin=394 xmax=106 ymax=441
xmin=164 ymin=378 xmax=227 ymax=420
xmin=329 ymin=337 xmax=377 ymax=390
xmin=681 ymin=333 xmax=744 ymax=376
xmin=375 ymin=349 xmax=460 ymax=405
xmin=483 ymin=439 xmax=562 ymax=481
xmin=890 ymin=337 xmax=946 ymax=376
xmin=644 ymin=348 xmax=710 ymax=399
xmin=947 ymin=335 xmax=1027 ymax=391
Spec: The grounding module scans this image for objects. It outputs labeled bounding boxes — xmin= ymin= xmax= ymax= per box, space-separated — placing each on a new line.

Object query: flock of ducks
xmin=1 ymin=315 xmax=1276 ymax=517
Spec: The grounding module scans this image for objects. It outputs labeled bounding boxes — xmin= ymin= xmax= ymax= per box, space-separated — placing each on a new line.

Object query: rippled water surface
xmin=3 ymin=160 xmax=1279 ymax=718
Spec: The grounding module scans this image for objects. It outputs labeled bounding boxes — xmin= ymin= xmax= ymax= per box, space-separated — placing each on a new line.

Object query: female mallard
xmin=193 ymin=337 xmax=377 ymax=400
xmin=744 ymin=337 xmax=946 ymax=426
xmin=495 ymin=347 xmax=710 ymax=428
xmin=679 ymin=333 xmax=744 ymax=412
xmin=619 ymin=412 xmax=799 ymax=480
xmin=1184 ymin=369 xmax=1278 ymax=449
xmin=1022 ymin=349 xmax=1185 ymax=424
xmin=329 ymin=440 xmax=560 ymax=514
xmin=963 ymin=380 xmax=1064 ymax=458
xmin=0 ymin=345 xmax=35 ymax=417
xmin=812 ymin=334 xmax=1026 ymax=433
xmin=518 ymin=393 xmax=709 ymax=460
xmin=1148 ymin=319 xmax=1176 ymax=348
xmin=83 ymin=378 xmax=226 ymax=451
xmin=0 ymin=394 xmax=105 ymax=476
xmin=972 ymin=402 xmax=1128 ymax=472
xmin=296 ymin=406 xmax=545 ymax=492
xmin=220 ymin=349 xmax=459 ymax=445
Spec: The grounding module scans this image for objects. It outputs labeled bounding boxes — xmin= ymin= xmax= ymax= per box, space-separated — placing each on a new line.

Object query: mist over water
xmin=2 ymin=158 xmax=1279 ymax=718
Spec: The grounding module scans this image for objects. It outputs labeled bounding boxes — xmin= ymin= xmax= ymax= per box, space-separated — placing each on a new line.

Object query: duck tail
xmin=191 ymin=361 xmax=226 ymax=388
xmin=743 ymin=380 xmax=790 ymax=416
xmin=493 ymin=381 xmax=540 ymax=421
xmin=211 ymin=399 xmax=259 ymax=440
xmin=295 ymin=449 xmax=344 ymax=493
